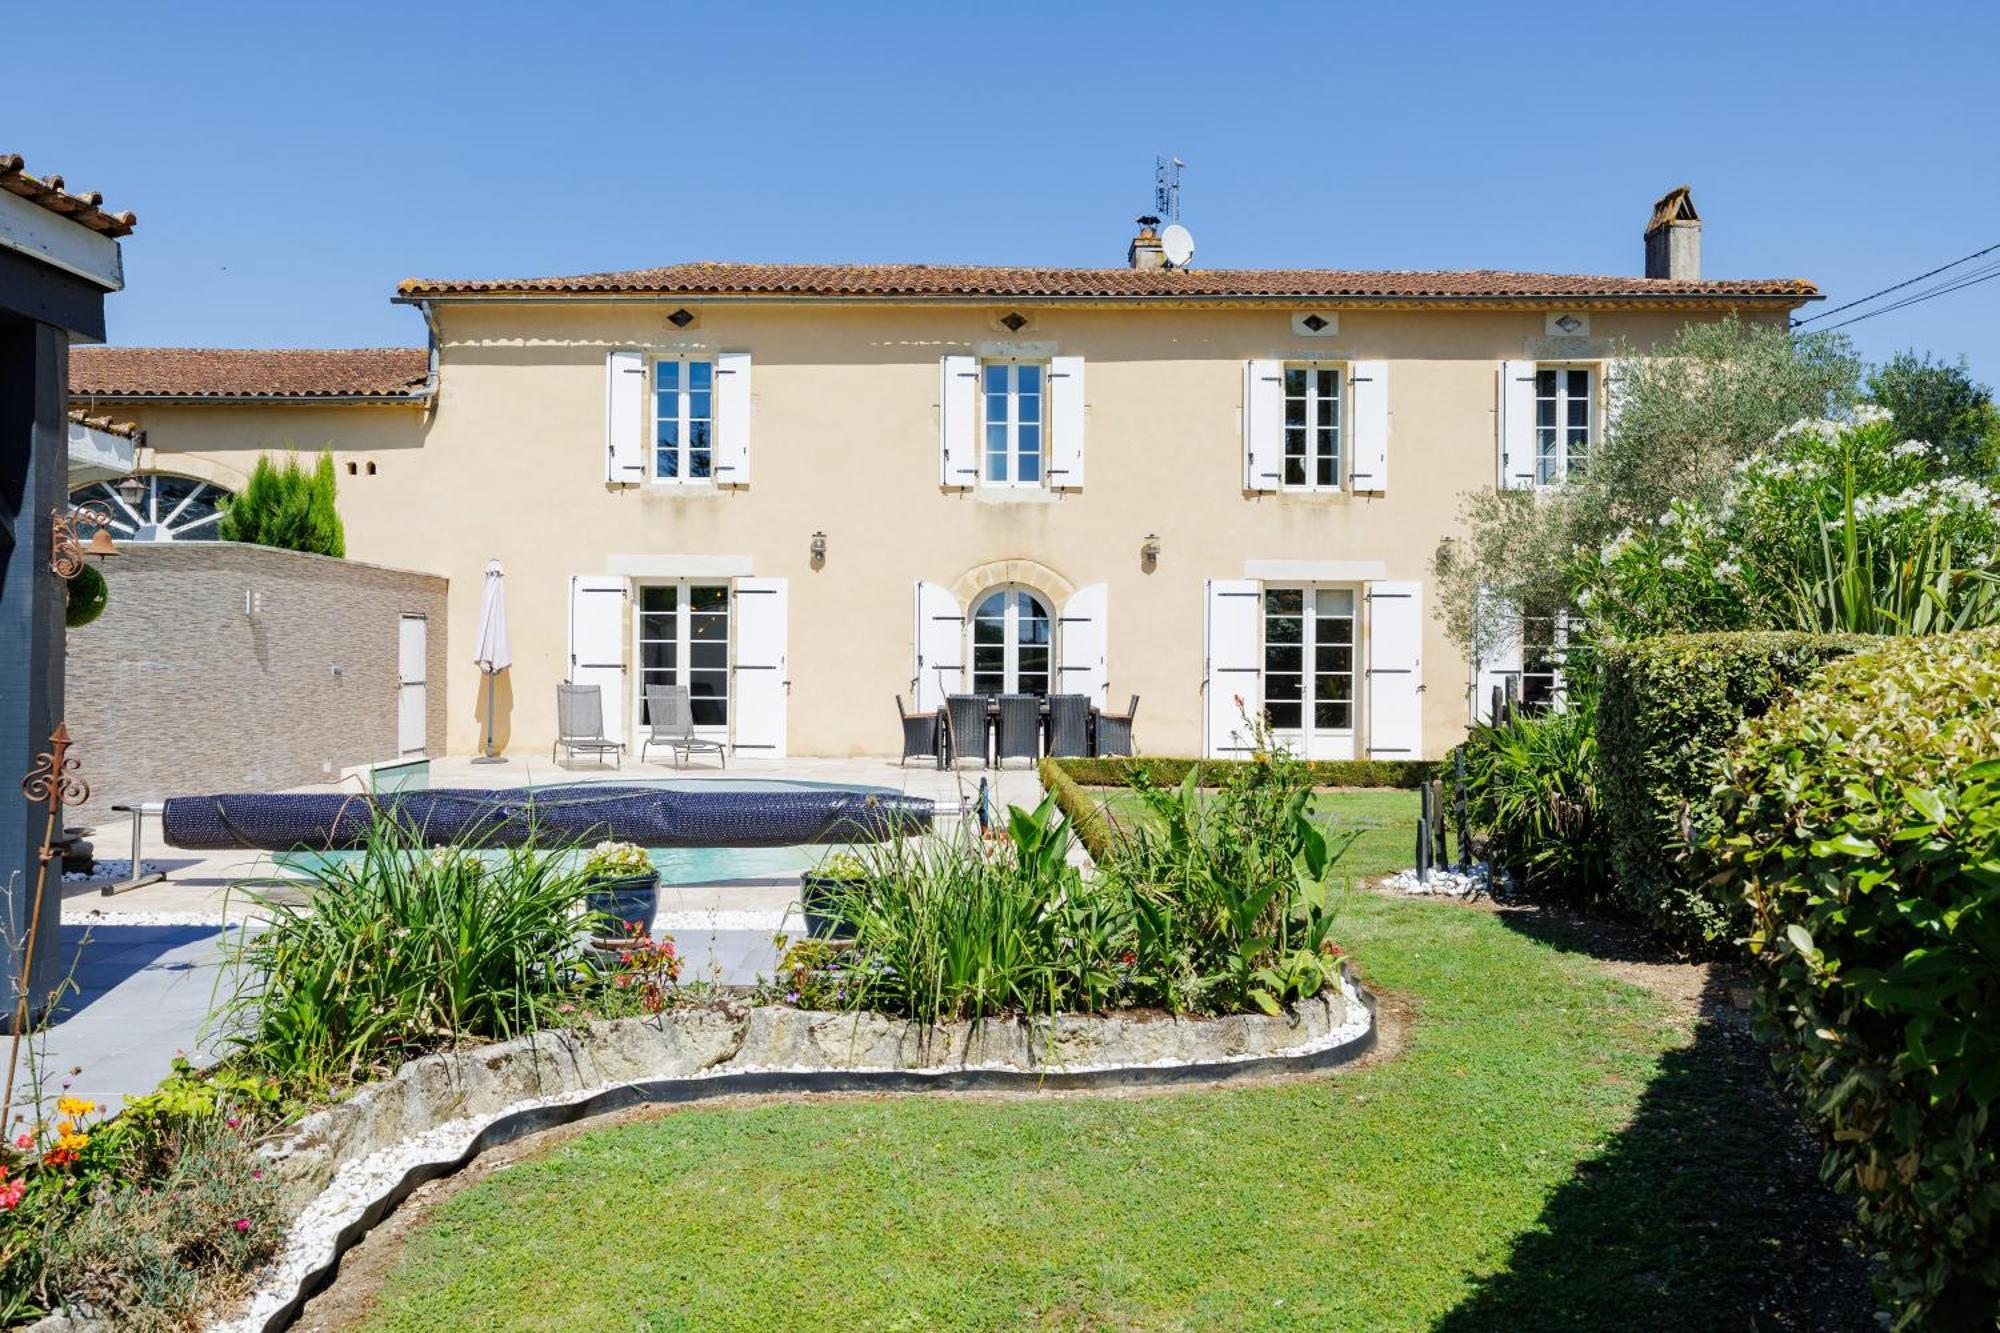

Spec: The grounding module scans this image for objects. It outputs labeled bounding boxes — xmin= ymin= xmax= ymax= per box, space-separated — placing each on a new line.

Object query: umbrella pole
xmin=472 ymin=666 xmax=507 ymax=764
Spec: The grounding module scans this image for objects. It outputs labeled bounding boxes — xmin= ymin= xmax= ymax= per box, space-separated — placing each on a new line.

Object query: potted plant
xmin=800 ymin=851 xmax=867 ymax=940
xmin=581 ymin=840 xmax=659 ymax=943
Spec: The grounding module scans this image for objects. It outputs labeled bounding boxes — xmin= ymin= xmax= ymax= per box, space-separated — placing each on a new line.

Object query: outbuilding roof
xmin=0 ymin=153 xmax=137 ymax=237
xmin=397 ymin=261 xmax=1818 ymax=304
xmin=69 ymin=347 xmax=431 ymax=401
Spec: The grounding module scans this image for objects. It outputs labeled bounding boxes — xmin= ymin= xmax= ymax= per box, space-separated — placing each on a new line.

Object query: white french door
xmin=1261 ymin=586 xmax=1357 ymax=760
xmin=634 ymin=582 xmax=731 ymax=738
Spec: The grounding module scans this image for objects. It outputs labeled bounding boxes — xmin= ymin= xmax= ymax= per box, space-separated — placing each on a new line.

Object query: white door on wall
xmin=568 ymin=575 xmax=630 ymax=743
xmin=732 ymin=578 xmax=788 ymax=757
xmin=1260 ymin=586 xmax=1359 ymax=760
xmin=633 ymin=582 xmax=730 ymax=746
xmin=397 ymin=614 xmax=427 ymax=755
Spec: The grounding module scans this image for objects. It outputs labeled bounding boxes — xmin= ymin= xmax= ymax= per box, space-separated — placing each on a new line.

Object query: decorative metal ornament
xmin=22 ymin=722 xmax=89 ymax=821
xmin=50 ymin=503 xmax=116 ymax=578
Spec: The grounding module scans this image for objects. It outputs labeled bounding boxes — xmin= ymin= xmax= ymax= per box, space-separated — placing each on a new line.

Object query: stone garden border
xmin=229 ymin=970 xmax=1375 ymax=1332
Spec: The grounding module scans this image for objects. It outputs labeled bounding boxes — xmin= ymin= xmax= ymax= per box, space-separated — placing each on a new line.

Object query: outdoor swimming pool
xmin=272 ymin=776 xmax=929 ymax=886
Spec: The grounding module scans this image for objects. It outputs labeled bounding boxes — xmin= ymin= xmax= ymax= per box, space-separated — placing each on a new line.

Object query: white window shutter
xmin=1203 ymin=579 xmax=1263 ymax=757
xmin=1243 ymin=359 xmax=1283 ymax=491
xmin=1057 ymin=582 xmax=1109 ymax=707
xmin=1349 ymin=359 xmax=1389 ymax=492
xmin=605 ymin=350 xmax=647 ymax=484
xmin=567 ymin=575 xmax=630 ymax=742
xmin=1471 ymin=591 xmax=1523 ymax=724
xmin=939 ymin=355 xmax=978 ymax=488
xmin=732 ymin=577 xmax=787 ymax=757
xmin=1498 ymin=360 xmax=1537 ymax=490
xmin=714 ymin=351 xmax=752 ymax=485
xmin=1048 ymin=355 xmax=1085 ymax=488
xmin=912 ymin=580 xmax=963 ymax=710
xmin=1602 ymin=358 xmax=1629 ymax=441
xmin=1365 ymin=580 xmax=1423 ymax=757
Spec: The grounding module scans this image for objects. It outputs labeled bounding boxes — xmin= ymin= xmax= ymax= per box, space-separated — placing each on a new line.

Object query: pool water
xmin=273 ymin=776 xmax=912 ymax=886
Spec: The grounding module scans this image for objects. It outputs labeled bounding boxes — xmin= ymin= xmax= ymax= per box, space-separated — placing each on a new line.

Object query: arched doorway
xmin=969 ymin=586 xmax=1053 ymax=697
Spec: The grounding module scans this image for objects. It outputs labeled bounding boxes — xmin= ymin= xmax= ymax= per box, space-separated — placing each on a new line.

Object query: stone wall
xmin=64 ymin=543 xmax=447 ymax=806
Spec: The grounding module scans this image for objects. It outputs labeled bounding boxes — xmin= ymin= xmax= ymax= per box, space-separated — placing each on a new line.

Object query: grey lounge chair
xmin=643 ymin=684 xmax=727 ymax=768
xmin=994 ymin=693 xmax=1042 ymax=769
xmin=1094 ymin=694 xmax=1140 ymax=757
xmin=943 ymin=693 xmax=989 ymax=769
xmin=896 ymin=695 xmax=940 ymax=768
xmin=555 ymin=682 xmax=622 ymax=768
xmin=1047 ymin=693 xmax=1091 ymax=759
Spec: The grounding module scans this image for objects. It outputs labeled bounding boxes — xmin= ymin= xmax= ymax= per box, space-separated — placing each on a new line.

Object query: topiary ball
xmin=65 ymin=563 xmax=108 ymax=629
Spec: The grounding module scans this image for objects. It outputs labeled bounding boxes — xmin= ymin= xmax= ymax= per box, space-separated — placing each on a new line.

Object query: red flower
xmin=1121 ymin=950 xmax=1138 ymax=966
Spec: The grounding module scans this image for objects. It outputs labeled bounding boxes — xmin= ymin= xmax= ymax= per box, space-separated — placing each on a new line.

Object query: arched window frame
xmin=69 ymin=473 xmax=235 ymax=543
xmin=968 ymin=585 xmax=1056 ymax=697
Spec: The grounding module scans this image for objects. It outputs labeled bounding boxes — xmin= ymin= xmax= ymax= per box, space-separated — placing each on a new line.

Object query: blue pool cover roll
xmin=161 ymin=784 xmax=933 ymax=852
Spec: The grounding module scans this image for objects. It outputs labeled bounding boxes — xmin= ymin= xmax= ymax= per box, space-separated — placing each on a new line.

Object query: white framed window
xmin=1534 ymin=366 xmax=1594 ymax=485
xmin=636 ymin=581 xmax=730 ymax=729
xmin=1282 ymin=364 xmax=1342 ymax=489
xmin=652 ymin=357 xmax=715 ymax=482
xmin=981 ymin=361 xmax=1045 ymax=487
xmin=969 ymin=586 xmax=1053 ymax=696
xmin=1521 ymin=610 xmax=1573 ymax=712
xmin=1262 ymin=585 xmax=1357 ymax=752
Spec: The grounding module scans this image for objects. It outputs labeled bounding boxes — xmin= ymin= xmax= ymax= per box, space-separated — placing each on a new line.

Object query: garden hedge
xmin=1713 ymin=628 xmax=2000 ymax=1330
xmin=1047 ymin=756 xmax=1436 ymax=790
xmin=1597 ymin=631 xmax=1873 ymax=945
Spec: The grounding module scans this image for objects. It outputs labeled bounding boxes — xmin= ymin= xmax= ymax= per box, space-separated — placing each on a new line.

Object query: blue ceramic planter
xmin=584 ymin=871 xmax=661 ymax=941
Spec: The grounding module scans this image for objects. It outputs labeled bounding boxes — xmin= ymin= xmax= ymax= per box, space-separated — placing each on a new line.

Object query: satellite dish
xmin=1160 ymin=223 xmax=1195 ymax=268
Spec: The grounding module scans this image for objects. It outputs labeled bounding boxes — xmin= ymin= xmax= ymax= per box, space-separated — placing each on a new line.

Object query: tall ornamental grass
xmin=221 ymin=820 xmax=594 ymax=1090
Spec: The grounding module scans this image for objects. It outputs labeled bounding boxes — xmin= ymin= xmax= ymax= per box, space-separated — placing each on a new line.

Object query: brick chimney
xmin=1128 ymin=215 xmax=1166 ymax=271
xmin=1644 ymin=186 xmax=1701 ymax=281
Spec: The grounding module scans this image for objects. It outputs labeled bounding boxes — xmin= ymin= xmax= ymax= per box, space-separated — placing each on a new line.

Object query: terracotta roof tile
xmin=397 ymin=261 xmax=1817 ymax=303
xmin=69 ymin=347 xmax=431 ymax=401
xmin=0 ymin=153 xmax=136 ymax=237
xmin=66 ymin=408 xmax=144 ymax=441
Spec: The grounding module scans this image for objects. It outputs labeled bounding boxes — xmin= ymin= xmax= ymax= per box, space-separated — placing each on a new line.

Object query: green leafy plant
xmin=1454 ymin=691 xmax=1610 ymax=900
xmin=1714 ymin=629 xmax=2000 ymax=1330
xmin=219 ymin=818 xmax=594 ymax=1092
xmin=215 ymin=448 xmax=345 ymax=557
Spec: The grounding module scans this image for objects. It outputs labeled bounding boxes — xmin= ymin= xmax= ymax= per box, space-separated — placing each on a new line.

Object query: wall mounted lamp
xmin=809 ymin=530 xmax=828 ymax=568
xmin=1140 ymin=532 xmax=1161 ymax=572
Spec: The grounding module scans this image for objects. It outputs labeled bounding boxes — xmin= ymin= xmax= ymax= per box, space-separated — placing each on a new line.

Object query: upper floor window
xmin=1283 ymin=365 xmax=1342 ymax=489
xmin=653 ymin=358 xmax=714 ymax=482
xmin=982 ymin=361 xmax=1044 ymax=487
xmin=1535 ymin=366 xmax=1593 ymax=485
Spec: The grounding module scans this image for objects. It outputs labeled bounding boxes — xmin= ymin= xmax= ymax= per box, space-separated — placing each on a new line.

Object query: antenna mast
xmin=1153 ymin=155 xmax=1185 ymax=224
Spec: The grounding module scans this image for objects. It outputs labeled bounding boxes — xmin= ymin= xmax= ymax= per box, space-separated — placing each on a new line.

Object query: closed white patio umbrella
xmin=472 ymin=560 xmax=510 ymax=763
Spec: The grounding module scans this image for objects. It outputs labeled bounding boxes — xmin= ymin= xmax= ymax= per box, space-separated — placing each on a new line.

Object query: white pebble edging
xmin=1381 ymin=863 xmax=1510 ymax=898
xmin=216 ymin=975 xmax=1374 ymax=1333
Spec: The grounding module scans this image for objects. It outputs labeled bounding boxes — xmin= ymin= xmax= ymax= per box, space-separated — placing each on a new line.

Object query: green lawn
xmin=1093 ymin=786 xmax=1421 ymax=882
xmin=356 ymin=874 xmax=1871 ymax=1331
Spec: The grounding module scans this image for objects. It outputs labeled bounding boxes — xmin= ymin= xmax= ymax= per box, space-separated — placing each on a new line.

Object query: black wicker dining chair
xmin=1047 ymin=694 xmax=1092 ymax=759
xmin=994 ymin=693 xmax=1043 ymax=769
xmin=895 ymin=695 xmax=940 ymax=768
xmin=1093 ymin=694 xmax=1140 ymax=757
xmin=944 ymin=693 xmax=990 ymax=768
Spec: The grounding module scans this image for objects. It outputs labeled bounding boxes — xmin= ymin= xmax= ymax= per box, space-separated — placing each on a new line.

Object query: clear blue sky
xmin=11 ymin=1 xmax=1997 ymax=382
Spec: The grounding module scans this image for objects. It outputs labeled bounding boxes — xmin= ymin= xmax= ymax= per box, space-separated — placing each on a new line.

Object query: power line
xmin=1793 ymin=239 xmax=2000 ymax=328
xmin=1810 ymin=259 xmax=2000 ymax=334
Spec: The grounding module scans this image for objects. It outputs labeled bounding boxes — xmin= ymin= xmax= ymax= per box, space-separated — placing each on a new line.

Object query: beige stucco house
xmin=68 ymin=192 xmax=1817 ymax=763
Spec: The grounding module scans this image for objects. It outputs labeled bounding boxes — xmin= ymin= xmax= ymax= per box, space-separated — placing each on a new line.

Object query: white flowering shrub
xmin=1575 ymin=414 xmax=2000 ymax=641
